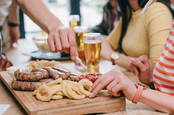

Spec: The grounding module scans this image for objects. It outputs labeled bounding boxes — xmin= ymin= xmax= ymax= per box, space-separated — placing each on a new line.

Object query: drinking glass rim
xmin=83 ymin=33 xmax=101 ymax=38
xmin=74 ymin=26 xmax=88 ymax=33
xmin=69 ymin=15 xmax=80 ymax=21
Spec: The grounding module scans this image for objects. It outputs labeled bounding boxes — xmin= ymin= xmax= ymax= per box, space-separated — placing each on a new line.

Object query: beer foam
xmin=84 ymin=33 xmax=101 ymax=38
xmin=84 ymin=40 xmax=101 ymax=44
xmin=74 ymin=26 xmax=88 ymax=33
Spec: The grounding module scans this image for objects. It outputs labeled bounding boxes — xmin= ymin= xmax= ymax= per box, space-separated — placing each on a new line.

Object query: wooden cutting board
xmin=0 ymin=72 xmax=125 ymax=115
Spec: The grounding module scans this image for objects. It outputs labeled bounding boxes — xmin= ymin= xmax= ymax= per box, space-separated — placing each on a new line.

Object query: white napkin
xmin=99 ymin=60 xmax=127 ymax=74
xmin=0 ymin=104 xmax=10 ymax=115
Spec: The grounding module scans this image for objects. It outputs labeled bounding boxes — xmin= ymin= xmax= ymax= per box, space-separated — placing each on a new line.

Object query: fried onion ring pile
xmin=33 ymin=78 xmax=93 ymax=101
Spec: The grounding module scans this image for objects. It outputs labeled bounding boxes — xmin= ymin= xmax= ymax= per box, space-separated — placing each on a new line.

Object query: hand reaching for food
xmin=90 ymin=69 xmax=137 ymax=101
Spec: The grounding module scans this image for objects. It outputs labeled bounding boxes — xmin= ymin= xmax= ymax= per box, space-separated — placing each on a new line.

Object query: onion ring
xmin=35 ymin=84 xmax=52 ymax=102
xmin=78 ymin=79 xmax=93 ymax=96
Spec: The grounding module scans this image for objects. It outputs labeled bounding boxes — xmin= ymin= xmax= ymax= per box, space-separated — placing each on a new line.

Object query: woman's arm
xmin=101 ymin=34 xmax=137 ymax=73
xmin=101 ymin=38 xmax=138 ymax=73
xmin=90 ymin=69 xmax=174 ymax=114
xmin=140 ymin=89 xmax=174 ymax=114
xmin=100 ymin=18 xmax=122 ymax=60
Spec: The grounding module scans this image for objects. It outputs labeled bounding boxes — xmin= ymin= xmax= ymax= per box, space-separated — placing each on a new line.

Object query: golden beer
xmin=74 ymin=26 xmax=88 ymax=63
xmin=84 ymin=33 xmax=101 ymax=73
xmin=70 ymin=21 xmax=78 ymax=29
xmin=69 ymin=15 xmax=79 ymax=29
xmin=41 ymin=30 xmax=47 ymax=36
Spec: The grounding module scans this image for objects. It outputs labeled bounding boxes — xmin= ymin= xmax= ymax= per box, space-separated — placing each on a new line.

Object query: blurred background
xmin=22 ymin=0 xmax=107 ymax=39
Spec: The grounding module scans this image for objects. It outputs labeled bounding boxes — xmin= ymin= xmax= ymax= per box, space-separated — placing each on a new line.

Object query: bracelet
xmin=8 ymin=22 xmax=19 ymax=27
xmin=132 ymin=83 xmax=147 ymax=104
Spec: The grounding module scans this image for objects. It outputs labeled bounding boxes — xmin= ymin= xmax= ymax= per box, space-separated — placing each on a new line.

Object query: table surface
xmin=0 ymin=39 xmax=168 ymax=115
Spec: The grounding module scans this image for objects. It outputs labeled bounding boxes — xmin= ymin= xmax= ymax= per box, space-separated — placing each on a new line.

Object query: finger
xmin=111 ymin=84 xmax=123 ymax=96
xmin=59 ymin=29 xmax=70 ymax=52
xmin=90 ymin=76 xmax=114 ymax=97
xmin=47 ymin=34 xmax=56 ymax=52
xmin=68 ymin=29 xmax=78 ymax=62
xmin=106 ymin=80 xmax=119 ymax=94
xmin=139 ymin=55 xmax=148 ymax=63
xmin=132 ymin=66 xmax=139 ymax=77
xmin=131 ymin=59 xmax=145 ymax=72
xmin=89 ymin=77 xmax=103 ymax=92
xmin=70 ymin=46 xmax=78 ymax=62
xmin=106 ymin=79 xmax=119 ymax=91
xmin=129 ymin=59 xmax=139 ymax=76
xmin=54 ymin=31 xmax=62 ymax=52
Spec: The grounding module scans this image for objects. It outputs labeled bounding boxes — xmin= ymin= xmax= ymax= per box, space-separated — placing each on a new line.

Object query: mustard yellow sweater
xmin=107 ymin=2 xmax=173 ymax=63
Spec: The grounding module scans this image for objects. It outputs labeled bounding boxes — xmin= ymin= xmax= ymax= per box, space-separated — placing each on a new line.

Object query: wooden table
xmin=0 ymin=39 xmax=168 ymax=115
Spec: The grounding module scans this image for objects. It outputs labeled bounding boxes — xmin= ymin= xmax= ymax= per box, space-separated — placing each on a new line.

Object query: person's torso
xmin=122 ymin=9 xmax=149 ymax=57
xmin=153 ymin=22 xmax=174 ymax=96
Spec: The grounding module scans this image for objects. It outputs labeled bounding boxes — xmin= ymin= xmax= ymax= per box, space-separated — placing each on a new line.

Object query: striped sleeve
xmin=153 ymin=22 xmax=174 ymax=96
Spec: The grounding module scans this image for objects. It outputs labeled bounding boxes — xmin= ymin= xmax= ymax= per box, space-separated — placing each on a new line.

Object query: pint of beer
xmin=84 ymin=33 xmax=101 ymax=73
xmin=74 ymin=26 xmax=88 ymax=63
xmin=69 ymin=15 xmax=79 ymax=29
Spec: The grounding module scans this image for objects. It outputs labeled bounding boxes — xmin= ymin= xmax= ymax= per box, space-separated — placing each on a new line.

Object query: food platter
xmin=0 ymin=60 xmax=126 ymax=115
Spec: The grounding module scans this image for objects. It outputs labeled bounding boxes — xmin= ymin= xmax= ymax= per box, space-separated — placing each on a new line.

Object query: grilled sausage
xmin=11 ymin=79 xmax=53 ymax=91
xmin=14 ymin=69 xmax=49 ymax=81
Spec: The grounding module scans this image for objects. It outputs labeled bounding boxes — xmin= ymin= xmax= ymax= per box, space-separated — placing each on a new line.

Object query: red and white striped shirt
xmin=153 ymin=22 xmax=174 ymax=96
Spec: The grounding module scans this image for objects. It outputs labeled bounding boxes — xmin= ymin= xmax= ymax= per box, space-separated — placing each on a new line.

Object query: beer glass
xmin=69 ymin=15 xmax=79 ymax=29
xmin=84 ymin=33 xmax=101 ymax=73
xmin=74 ymin=26 xmax=88 ymax=63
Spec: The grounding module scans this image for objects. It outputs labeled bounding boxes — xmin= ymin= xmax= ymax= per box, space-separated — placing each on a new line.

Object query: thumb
xmin=132 ymin=66 xmax=139 ymax=77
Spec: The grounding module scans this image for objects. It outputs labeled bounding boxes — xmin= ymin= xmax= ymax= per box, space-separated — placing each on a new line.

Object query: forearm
xmin=140 ymin=89 xmax=174 ymax=114
xmin=8 ymin=1 xmax=19 ymax=23
xmin=113 ymin=54 xmax=132 ymax=70
xmin=16 ymin=0 xmax=63 ymax=33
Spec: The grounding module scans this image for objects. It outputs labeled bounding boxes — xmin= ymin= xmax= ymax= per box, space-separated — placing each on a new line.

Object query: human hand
xmin=90 ymin=69 xmax=137 ymax=101
xmin=9 ymin=26 xmax=20 ymax=47
xmin=130 ymin=55 xmax=153 ymax=85
xmin=0 ymin=54 xmax=13 ymax=71
xmin=47 ymin=27 xmax=78 ymax=62
xmin=121 ymin=56 xmax=139 ymax=76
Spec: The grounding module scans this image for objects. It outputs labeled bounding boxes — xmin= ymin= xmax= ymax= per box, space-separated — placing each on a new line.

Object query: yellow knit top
xmin=107 ymin=2 xmax=173 ymax=63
